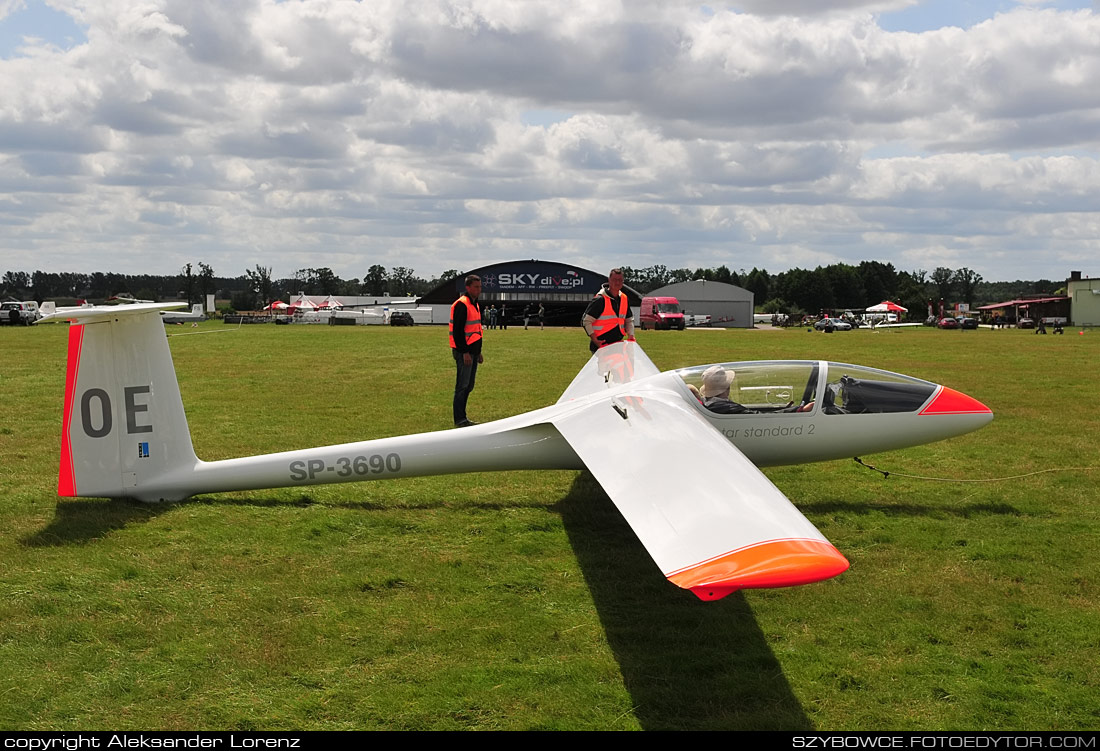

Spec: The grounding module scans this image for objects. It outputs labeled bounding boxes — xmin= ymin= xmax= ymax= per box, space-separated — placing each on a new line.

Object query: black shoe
xmin=454 ymin=419 xmax=477 ymax=427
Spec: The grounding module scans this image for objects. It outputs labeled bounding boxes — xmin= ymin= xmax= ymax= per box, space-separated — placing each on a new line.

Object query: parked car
xmin=937 ymin=317 xmax=959 ymax=329
xmin=814 ymin=318 xmax=852 ymax=331
xmin=1017 ymin=318 xmax=1035 ymax=329
xmin=389 ymin=311 xmax=414 ymax=326
xmin=639 ymin=296 xmax=685 ymax=330
xmin=1 ymin=300 xmax=40 ymax=325
xmin=956 ymin=316 xmax=979 ymax=329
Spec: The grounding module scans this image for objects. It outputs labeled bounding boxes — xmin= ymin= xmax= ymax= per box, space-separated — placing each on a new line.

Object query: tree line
xmin=0 ymin=264 xmax=462 ymax=312
xmin=3 ymin=261 xmax=1064 ymax=318
xmin=620 ymin=262 xmax=1064 ymax=319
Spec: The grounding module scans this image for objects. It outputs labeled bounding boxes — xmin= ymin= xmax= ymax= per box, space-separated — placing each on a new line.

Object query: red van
xmin=639 ymin=296 xmax=685 ymax=330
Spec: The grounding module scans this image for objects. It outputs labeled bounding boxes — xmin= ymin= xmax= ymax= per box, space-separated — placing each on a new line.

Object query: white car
xmin=1 ymin=301 xmax=40 ymax=325
xmin=814 ymin=318 xmax=852 ymax=331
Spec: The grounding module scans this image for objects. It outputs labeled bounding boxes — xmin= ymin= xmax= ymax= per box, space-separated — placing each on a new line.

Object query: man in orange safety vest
xmin=582 ymin=268 xmax=635 ymax=353
xmin=449 ymin=274 xmax=484 ymax=427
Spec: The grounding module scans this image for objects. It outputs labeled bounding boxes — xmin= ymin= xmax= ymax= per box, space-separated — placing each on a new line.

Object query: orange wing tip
xmin=668 ymin=539 xmax=850 ymax=601
xmin=919 ymin=386 xmax=991 ymax=415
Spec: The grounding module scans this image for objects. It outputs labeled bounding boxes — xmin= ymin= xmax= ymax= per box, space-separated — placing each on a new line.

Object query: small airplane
xmin=38 ymin=301 xmax=94 ymax=317
xmin=160 ymin=303 xmax=206 ymax=325
xmin=42 ymin=303 xmax=993 ymax=601
xmin=40 ymin=300 xmax=206 ymax=325
xmin=107 ymin=294 xmax=155 ymax=304
xmin=869 ymin=321 xmax=922 ymax=329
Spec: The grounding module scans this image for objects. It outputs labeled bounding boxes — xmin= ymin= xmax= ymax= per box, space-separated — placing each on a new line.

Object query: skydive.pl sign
xmin=434 ymin=262 xmax=612 ymax=302
xmin=488 ymin=272 xmax=585 ymax=290
xmin=479 ymin=265 xmax=593 ymax=292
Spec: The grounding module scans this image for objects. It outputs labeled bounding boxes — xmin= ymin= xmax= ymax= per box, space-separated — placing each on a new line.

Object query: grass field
xmin=1 ymin=320 xmax=1098 ymax=730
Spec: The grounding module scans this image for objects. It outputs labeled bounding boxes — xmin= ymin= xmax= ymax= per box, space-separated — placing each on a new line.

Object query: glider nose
xmin=919 ymin=386 xmax=992 ymax=417
xmin=916 ymin=385 xmax=993 ymax=438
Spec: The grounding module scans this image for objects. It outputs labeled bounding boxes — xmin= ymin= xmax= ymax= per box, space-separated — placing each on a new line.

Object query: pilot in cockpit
xmin=700 ymin=366 xmax=814 ymax=414
xmin=700 ymin=366 xmax=760 ymax=414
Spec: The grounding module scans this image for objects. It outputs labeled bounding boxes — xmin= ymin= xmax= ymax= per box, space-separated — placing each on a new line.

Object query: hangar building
xmin=644 ymin=280 xmax=754 ymax=329
xmin=419 ymin=260 xmax=641 ymax=327
xmin=1067 ymin=271 xmax=1100 ymax=326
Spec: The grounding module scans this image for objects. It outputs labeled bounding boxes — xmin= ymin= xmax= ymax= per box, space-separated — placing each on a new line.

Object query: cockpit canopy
xmin=675 ymin=361 xmax=937 ymax=415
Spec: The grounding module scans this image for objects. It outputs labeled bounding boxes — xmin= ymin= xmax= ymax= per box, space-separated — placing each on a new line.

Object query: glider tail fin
xmin=57 ymin=305 xmax=198 ymax=501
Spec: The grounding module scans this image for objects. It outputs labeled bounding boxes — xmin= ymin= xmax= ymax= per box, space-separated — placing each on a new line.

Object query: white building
xmin=644 ymin=280 xmax=754 ymax=329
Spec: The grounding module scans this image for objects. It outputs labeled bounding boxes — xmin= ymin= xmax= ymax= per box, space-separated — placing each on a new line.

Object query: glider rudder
xmin=56 ymin=304 xmax=198 ymax=500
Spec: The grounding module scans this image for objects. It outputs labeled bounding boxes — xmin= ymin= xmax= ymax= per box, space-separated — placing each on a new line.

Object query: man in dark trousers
xmin=449 ymin=275 xmax=483 ymax=427
xmin=582 ymin=268 xmax=635 ymax=352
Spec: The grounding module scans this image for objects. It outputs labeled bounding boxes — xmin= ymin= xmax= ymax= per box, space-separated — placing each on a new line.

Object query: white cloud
xmin=0 ymin=1 xmax=1097 ymax=282
xmin=0 ymin=0 xmax=27 ymax=20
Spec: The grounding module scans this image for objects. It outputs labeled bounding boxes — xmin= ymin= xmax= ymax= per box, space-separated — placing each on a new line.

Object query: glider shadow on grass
xmin=556 ymin=471 xmax=814 ymax=731
xmin=22 ymin=497 xmax=172 ymax=547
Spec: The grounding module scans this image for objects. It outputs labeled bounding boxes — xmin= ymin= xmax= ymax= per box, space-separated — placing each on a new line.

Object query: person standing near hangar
xmin=449 ymin=274 xmax=483 ymax=427
xmin=583 ymin=268 xmax=635 ymax=353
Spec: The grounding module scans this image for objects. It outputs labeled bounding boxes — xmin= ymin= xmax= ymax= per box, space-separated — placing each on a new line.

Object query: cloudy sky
xmin=1 ymin=0 xmax=1097 ymax=283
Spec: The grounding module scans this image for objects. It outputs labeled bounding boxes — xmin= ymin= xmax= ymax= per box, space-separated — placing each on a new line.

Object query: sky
xmin=1 ymin=0 xmax=1098 ymax=283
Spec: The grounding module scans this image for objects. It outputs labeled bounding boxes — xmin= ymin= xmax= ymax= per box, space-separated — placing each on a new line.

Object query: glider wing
xmin=548 ymin=380 xmax=848 ymax=600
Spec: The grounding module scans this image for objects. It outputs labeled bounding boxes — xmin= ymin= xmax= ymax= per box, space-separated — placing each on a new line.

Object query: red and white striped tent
xmin=865 ymin=300 xmax=908 ymax=313
xmin=287 ymin=295 xmax=318 ymax=313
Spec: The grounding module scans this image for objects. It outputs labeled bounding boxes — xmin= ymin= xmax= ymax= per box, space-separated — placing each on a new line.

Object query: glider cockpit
xmin=669 ymin=361 xmax=986 ymax=468
xmin=675 ymin=360 xmax=819 ymax=412
xmin=673 ymin=361 xmax=939 ymax=416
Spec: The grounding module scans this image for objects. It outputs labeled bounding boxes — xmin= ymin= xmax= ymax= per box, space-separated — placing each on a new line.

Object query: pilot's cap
xmin=701 ymin=366 xmax=734 ymax=397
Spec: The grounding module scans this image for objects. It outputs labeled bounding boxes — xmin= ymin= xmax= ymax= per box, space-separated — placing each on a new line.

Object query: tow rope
xmin=853 ymin=457 xmax=1100 ymax=483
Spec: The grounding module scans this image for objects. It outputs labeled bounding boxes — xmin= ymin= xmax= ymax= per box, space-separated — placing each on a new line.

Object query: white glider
xmin=160 ymin=303 xmax=206 ymax=325
xmin=46 ymin=304 xmax=993 ymax=600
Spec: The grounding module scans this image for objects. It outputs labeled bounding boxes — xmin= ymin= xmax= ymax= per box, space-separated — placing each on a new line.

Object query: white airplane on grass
xmin=39 ymin=300 xmax=203 ymax=324
xmin=39 ymin=301 xmax=94 ymax=317
xmin=160 ymin=303 xmax=205 ymax=325
xmin=869 ymin=321 xmax=922 ymax=329
xmin=43 ymin=303 xmax=993 ymax=601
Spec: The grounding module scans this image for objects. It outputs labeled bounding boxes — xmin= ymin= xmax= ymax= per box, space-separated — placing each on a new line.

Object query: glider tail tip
xmin=59 ymin=306 xmax=198 ymax=501
xmin=670 ymin=539 xmax=850 ymax=601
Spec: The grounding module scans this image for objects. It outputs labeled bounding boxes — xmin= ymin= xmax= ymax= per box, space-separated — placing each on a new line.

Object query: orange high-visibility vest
xmin=449 ymin=295 xmax=483 ymax=348
xmin=591 ymin=291 xmax=627 ymax=339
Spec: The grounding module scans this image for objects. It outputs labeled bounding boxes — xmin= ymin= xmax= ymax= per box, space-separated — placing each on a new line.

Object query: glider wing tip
xmin=673 ymin=540 xmax=851 ymax=601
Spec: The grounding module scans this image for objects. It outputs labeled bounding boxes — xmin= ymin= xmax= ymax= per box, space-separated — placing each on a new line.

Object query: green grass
xmin=1 ymin=321 xmax=1098 ymax=730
